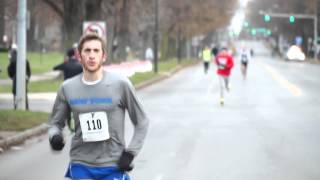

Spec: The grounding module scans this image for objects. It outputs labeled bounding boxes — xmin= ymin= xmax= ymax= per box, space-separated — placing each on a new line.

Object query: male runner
xmin=215 ymin=47 xmax=234 ymax=106
xmin=48 ymin=33 xmax=149 ymax=180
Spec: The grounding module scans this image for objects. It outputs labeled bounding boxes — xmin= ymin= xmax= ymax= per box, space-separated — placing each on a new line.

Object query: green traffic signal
xmin=244 ymin=21 xmax=249 ymax=28
xmin=264 ymin=14 xmax=271 ymax=22
xmin=251 ymin=29 xmax=257 ymax=36
xmin=266 ymin=29 xmax=272 ymax=36
xmin=289 ymin=16 xmax=295 ymax=23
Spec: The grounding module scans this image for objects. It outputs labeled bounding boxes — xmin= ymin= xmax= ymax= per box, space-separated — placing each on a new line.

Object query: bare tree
xmin=41 ymin=0 xmax=123 ymax=59
xmin=158 ymin=0 xmax=237 ymax=59
xmin=2 ymin=0 xmax=238 ymax=61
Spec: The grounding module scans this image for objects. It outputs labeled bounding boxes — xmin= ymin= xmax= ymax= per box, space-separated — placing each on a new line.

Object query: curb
xmin=0 ymin=124 xmax=48 ymax=152
xmin=0 ymin=61 xmax=199 ymax=152
xmin=135 ymin=61 xmax=200 ymax=90
xmin=135 ymin=65 xmax=184 ymax=90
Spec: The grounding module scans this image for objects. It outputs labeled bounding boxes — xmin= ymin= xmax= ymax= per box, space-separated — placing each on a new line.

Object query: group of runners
xmin=200 ymin=44 xmax=252 ymax=106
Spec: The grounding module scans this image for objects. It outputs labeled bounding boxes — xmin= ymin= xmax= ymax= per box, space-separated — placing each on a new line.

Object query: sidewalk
xmin=0 ymin=71 xmax=60 ymax=86
xmin=0 ymin=92 xmax=57 ymax=100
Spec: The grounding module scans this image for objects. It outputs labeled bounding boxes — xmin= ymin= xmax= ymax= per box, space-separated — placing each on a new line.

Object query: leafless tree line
xmin=0 ymin=0 xmax=237 ymax=61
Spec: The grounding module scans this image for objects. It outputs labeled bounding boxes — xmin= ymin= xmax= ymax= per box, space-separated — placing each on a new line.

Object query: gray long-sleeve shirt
xmin=48 ymin=71 xmax=149 ymax=167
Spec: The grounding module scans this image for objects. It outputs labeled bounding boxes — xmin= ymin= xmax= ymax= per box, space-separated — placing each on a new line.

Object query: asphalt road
xmin=0 ymin=41 xmax=320 ymax=180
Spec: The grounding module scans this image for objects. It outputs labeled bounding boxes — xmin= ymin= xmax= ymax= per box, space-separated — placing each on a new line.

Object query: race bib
xmin=79 ymin=111 xmax=109 ymax=142
xmin=219 ymin=58 xmax=227 ymax=65
xmin=241 ymin=54 xmax=248 ymax=62
xmin=218 ymin=58 xmax=227 ymax=69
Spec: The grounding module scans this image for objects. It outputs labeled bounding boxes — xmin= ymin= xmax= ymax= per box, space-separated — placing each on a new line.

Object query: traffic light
xmin=289 ymin=16 xmax=295 ymax=23
xmin=266 ymin=29 xmax=272 ymax=36
xmin=251 ymin=29 xmax=257 ymax=36
xmin=264 ymin=14 xmax=271 ymax=22
xmin=243 ymin=21 xmax=249 ymax=28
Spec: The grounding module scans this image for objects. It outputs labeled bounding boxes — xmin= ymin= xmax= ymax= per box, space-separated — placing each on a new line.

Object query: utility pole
xmin=177 ymin=3 xmax=182 ymax=63
xmin=16 ymin=0 xmax=27 ymax=110
xmin=177 ymin=28 xmax=182 ymax=63
xmin=0 ymin=0 xmax=5 ymax=47
xmin=316 ymin=0 xmax=319 ymax=60
xmin=153 ymin=0 xmax=159 ymax=73
xmin=314 ymin=15 xmax=318 ymax=60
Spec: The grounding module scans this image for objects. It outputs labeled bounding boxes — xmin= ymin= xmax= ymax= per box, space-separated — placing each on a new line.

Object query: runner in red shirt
xmin=214 ymin=47 xmax=234 ymax=106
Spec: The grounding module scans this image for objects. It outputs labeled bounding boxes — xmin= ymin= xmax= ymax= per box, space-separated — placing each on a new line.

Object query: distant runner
xmin=201 ymin=46 xmax=212 ymax=74
xmin=239 ymin=47 xmax=251 ymax=80
xmin=214 ymin=47 xmax=234 ymax=106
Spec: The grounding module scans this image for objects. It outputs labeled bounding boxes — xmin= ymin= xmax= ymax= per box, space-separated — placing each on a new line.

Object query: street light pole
xmin=153 ymin=0 xmax=159 ymax=73
xmin=16 ymin=0 xmax=27 ymax=110
xmin=314 ymin=15 xmax=318 ymax=59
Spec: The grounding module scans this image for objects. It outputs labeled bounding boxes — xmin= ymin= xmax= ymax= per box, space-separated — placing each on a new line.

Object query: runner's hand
xmin=117 ymin=151 xmax=134 ymax=172
xmin=50 ymin=134 xmax=65 ymax=151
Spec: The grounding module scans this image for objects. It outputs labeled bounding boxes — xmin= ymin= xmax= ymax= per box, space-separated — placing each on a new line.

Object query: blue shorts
xmin=65 ymin=163 xmax=131 ymax=180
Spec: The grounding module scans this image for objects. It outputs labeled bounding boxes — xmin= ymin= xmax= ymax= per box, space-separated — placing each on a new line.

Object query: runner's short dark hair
xmin=221 ymin=47 xmax=228 ymax=51
xmin=78 ymin=33 xmax=106 ymax=54
xmin=67 ymin=48 xmax=75 ymax=57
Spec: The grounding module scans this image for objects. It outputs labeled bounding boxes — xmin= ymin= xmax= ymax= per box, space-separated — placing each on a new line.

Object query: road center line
xmin=260 ymin=63 xmax=303 ymax=97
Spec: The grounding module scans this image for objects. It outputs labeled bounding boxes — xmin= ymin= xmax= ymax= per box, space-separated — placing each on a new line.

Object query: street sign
xmin=83 ymin=21 xmax=107 ymax=41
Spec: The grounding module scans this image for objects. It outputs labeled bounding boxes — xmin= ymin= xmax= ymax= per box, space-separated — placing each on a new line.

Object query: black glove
xmin=117 ymin=151 xmax=134 ymax=172
xmin=49 ymin=134 xmax=65 ymax=151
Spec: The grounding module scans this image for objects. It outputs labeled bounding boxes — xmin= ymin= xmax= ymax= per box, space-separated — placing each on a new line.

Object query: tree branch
xmin=42 ymin=0 xmax=64 ymax=19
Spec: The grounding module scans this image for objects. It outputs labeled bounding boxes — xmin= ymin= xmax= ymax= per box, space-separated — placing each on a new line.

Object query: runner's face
xmin=80 ymin=40 xmax=106 ymax=73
